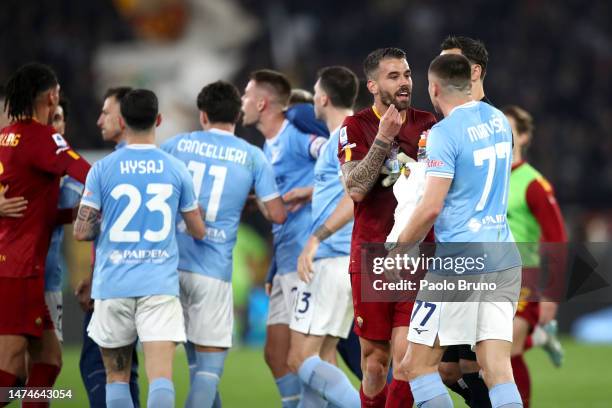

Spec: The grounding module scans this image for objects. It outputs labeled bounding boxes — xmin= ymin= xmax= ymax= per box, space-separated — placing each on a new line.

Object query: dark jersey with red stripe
xmin=0 ymin=119 xmax=90 ymax=278
xmin=338 ymin=106 xmax=436 ymax=273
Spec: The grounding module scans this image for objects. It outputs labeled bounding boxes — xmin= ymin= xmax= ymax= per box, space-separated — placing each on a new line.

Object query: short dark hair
xmin=428 ymin=54 xmax=472 ymax=93
xmin=317 ymin=66 xmax=359 ymax=109
xmin=249 ymin=69 xmax=291 ymax=106
xmin=288 ymin=89 xmax=314 ymax=106
xmin=440 ymin=36 xmax=488 ymax=79
xmin=4 ymin=62 xmax=58 ymax=121
xmin=120 ymin=89 xmax=158 ymax=131
xmin=503 ymin=105 xmax=534 ymax=136
xmin=104 ymin=86 xmax=133 ymax=103
xmin=196 ymin=81 xmax=241 ymax=124
xmin=363 ymin=48 xmax=407 ymax=80
xmin=59 ymin=97 xmax=69 ymax=122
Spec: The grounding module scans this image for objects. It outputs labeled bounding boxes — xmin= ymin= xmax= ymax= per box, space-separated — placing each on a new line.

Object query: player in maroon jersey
xmin=338 ymin=47 xmax=436 ymax=408
xmin=0 ymin=63 xmax=90 ymax=406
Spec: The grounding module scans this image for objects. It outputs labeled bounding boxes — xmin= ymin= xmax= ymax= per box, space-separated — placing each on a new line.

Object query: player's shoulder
xmin=407 ymin=107 xmax=437 ymax=126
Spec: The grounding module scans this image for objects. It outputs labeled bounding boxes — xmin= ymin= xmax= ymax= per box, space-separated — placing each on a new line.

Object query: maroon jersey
xmin=338 ymin=106 xmax=436 ymax=273
xmin=0 ymin=119 xmax=90 ymax=278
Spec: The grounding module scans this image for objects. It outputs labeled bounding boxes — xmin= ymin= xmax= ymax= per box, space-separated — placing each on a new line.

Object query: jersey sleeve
xmin=58 ymin=176 xmax=84 ymax=209
xmin=289 ymin=127 xmax=327 ymax=162
xmin=425 ymin=126 xmax=457 ymax=178
xmin=31 ymin=130 xmax=91 ymax=183
xmin=338 ymin=116 xmax=370 ymax=164
xmin=176 ymin=161 xmax=199 ymax=213
xmin=526 ymin=178 xmax=567 ymax=242
xmin=251 ymin=146 xmax=281 ymax=202
xmin=80 ymin=162 xmax=103 ymax=210
xmin=160 ymin=135 xmax=178 ymax=154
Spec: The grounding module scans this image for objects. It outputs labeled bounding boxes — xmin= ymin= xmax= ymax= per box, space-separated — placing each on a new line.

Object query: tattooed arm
xmin=73 ymin=204 xmax=101 ymax=241
xmin=342 ymin=104 xmax=403 ymax=202
xmin=341 ymin=139 xmax=392 ymax=202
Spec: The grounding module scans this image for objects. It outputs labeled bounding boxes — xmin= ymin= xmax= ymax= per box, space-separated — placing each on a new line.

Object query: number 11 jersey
xmin=161 ymin=129 xmax=279 ymax=283
xmin=82 ymin=144 xmax=198 ymax=299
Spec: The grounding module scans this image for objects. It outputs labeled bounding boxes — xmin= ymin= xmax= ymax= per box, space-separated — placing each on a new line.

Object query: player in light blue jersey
xmin=74 ymin=89 xmax=205 ymax=408
xmin=242 ymin=69 xmax=327 ymax=408
xmin=44 ymin=99 xmax=84 ymax=342
xmin=285 ymin=66 xmax=360 ymax=408
xmin=392 ymin=55 xmax=523 ymax=408
xmin=162 ymin=81 xmax=286 ymax=408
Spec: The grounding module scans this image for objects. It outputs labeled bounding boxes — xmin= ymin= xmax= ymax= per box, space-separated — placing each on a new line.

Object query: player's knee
xmin=439 ymin=362 xmax=462 ymax=385
xmin=479 ymin=360 xmax=513 ymax=388
xmin=363 ymin=355 xmax=387 ymax=382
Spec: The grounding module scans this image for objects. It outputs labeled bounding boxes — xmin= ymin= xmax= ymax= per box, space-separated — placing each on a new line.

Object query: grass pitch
xmin=32 ymin=338 xmax=612 ymax=407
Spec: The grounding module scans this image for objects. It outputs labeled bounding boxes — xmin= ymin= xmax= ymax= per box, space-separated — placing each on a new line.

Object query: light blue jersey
xmin=44 ymin=176 xmax=83 ymax=292
xmin=161 ymin=128 xmax=279 ymax=282
xmin=426 ymin=101 xmax=521 ymax=273
xmin=264 ymin=120 xmax=326 ymax=276
xmin=312 ymin=127 xmax=353 ymax=260
xmin=82 ymin=144 xmax=198 ymax=299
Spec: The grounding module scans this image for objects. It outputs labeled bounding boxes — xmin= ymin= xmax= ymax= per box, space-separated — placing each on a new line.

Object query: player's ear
xmin=155 ymin=113 xmax=162 ymax=128
xmin=366 ymin=79 xmax=378 ymax=96
xmin=118 ymin=115 xmax=126 ymax=130
xmin=199 ymin=111 xmax=209 ymax=129
xmin=256 ymin=97 xmax=266 ymax=113
xmin=471 ymin=64 xmax=481 ymax=82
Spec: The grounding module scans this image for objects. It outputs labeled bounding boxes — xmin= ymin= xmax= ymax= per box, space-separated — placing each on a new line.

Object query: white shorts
xmin=179 ymin=271 xmax=233 ymax=348
xmin=267 ymin=272 xmax=300 ymax=326
xmin=290 ymin=256 xmax=353 ymax=338
xmin=44 ymin=291 xmax=63 ymax=342
xmin=408 ymin=267 xmax=521 ymax=347
xmin=88 ymin=295 xmax=186 ymax=348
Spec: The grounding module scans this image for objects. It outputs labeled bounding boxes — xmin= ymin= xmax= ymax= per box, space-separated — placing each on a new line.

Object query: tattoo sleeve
xmin=101 ymin=345 xmax=133 ymax=375
xmin=342 ymin=138 xmax=391 ymax=197
xmin=74 ymin=205 xmax=101 ymax=241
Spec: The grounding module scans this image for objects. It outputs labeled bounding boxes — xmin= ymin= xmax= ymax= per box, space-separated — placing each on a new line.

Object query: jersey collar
xmin=449 ymin=100 xmax=478 ymax=117
xmin=209 ymin=127 xmax=234 ymax=136
xmin=126 ymin=144 xmax=156 ymax=149
xmin=371 ymin=105 xmax=407 ymax=123
xmin=266 ymin=119 xmax=288 ymax=145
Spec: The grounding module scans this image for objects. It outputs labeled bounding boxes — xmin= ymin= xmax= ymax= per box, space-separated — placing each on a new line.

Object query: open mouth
xmin=396 ymin=91 xmax=410 ymax=100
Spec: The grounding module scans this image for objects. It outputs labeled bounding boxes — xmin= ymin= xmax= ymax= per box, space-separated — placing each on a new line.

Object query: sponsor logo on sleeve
xmin=339 ymin=126 xmax=348 ymax=147
xmin=427 ymin=159 xmax=445 ymax=168
xmin=52 ymin=133 xmax=68 ymax=148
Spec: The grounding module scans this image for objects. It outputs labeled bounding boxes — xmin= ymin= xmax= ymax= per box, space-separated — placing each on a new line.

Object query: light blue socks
xmin=276 ymin=373 xmax=302 ymax=408
xmin=297 ymin=355 xmax=359 ymax=408
xmin=106 ymin=382 xmax=134 ymax=408
xmin=186 ymin=350 xmax=228 ymax=408
xmin=489 ymin=382 xmax=523 ymax=408
xmin=148 ymin=377 xmax=174 ymax=408
xmin=409 ymin=372 xmax=453 ymax=408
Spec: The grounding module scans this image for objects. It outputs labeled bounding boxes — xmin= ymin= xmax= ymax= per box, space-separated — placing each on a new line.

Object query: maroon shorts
xmin=350 ymin=273 xmax=413 ymax=341
xmin=0 ymin=276 xmax=53 ymax=338
xmin=516 ymin=286 xmax=540 ymax=333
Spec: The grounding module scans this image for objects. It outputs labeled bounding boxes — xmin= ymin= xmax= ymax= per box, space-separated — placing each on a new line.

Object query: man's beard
xmin=380 ymin=88 xmax=411 ymax=110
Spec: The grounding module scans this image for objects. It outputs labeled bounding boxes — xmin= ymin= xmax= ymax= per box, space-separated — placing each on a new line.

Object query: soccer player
xmin=75 ymin=86 xmax=141 ymax=408
xmin=339 ymin=47 xmax=437 ymax=407
xmin=394 ymin=54 xmax=522 ymax=408
xmin=0 ymin=62 xmax=90 ymax=405
xmin=286 ymin=66 xmax=360 ymax=407
xmin=161 ymin=80 xmax=286 ymax=408
xmin=504 ymin=105 xmax=567 ymax=407
xmin=74 ymin=89 xmax=205 ymax=408
xmin=242 ymin=69 xmax=327 ymax=407
xmin=44 ymin=98 xmax=84 ymax=343
xmin=439 ymin=35 xmax=496 ymax=406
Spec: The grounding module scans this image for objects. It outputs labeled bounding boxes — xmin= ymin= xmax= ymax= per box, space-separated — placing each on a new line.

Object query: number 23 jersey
xmin=81 ymin=144 xmax=198 ymax=299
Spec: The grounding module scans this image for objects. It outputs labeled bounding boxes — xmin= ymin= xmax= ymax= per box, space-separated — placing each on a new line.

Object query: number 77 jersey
xmin=426 ymin=101 xmax=518 ymax=248
xmin=161 ymin=129 xmax=280 ymax=282
xmin=81 ymin=144 xmax=198 ymax=299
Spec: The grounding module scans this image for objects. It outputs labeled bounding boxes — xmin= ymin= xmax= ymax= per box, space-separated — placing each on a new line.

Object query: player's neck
xmin=125 ymin=130 xmax=155 ymax=145
xmin=325 ymin=108 xmax=353 ymax=133
xmin=512 ymin=147 xmax=523 ymax=164
xmin=205 ymin=122 xmax=235 ymax=134
xmin=441 ymin=96 xmax=472 ymax=118
xmin=471 ymin=81 xmax=485 ymax=101
xmin=32 ymin=104 xmax=51 ymax=126
xmin=258 ymin=112 xmax=286 ymax=140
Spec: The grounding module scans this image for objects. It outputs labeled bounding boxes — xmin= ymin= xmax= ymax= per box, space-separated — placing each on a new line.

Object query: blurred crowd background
xmin=1 ymin=0 xmax=611 ymax=343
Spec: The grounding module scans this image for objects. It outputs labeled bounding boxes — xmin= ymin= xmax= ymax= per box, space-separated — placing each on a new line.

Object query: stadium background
xmin=1 ymin=0 xmax=611 ymax=406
